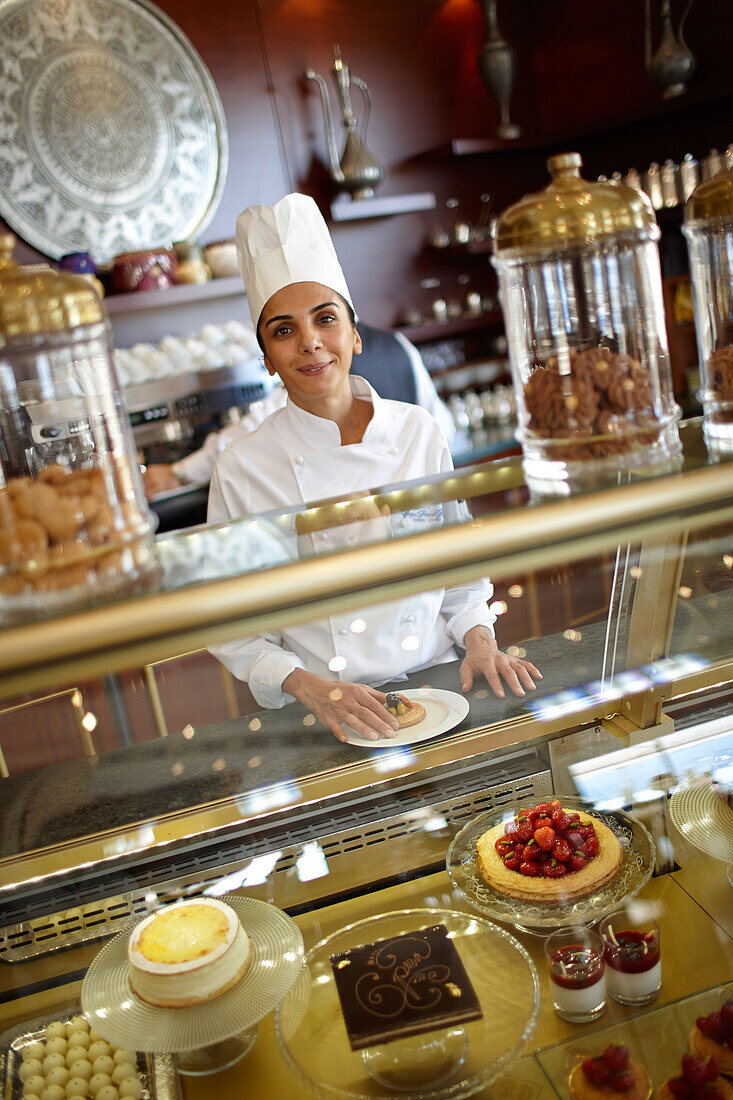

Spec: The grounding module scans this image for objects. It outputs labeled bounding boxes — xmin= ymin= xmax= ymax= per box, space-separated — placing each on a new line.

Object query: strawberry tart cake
xmin=569 ymin=1044 xmax=651 ymax=1099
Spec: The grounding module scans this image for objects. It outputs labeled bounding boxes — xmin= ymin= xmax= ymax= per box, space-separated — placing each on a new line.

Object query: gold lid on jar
xmin=493 ymin=152 xmax=657 ymax=255
xmin=684 ymin=169 xmax=733 ymax=227
xmin=0 ymin=238 xmax=106 ymax=345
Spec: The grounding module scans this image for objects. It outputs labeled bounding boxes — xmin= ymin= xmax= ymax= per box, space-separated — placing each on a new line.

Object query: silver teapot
xmin=304 ymin=46 xmax=384 ymax=201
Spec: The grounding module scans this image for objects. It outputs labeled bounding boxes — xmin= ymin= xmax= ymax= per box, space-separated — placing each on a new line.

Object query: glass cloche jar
xmin=682 ymin=170 xmax=733 ymax=456
xmin=492 ymin=153 xmax=681 ymax=496
xmin=0 ymin=234 xmax=159 ymax=621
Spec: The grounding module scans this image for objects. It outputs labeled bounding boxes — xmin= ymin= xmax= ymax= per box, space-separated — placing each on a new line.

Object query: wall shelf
xmin=104 ymin=276 xmax=243 ymax=316
xmin=330 ymin=191 xmax=436 ymax=222
xmin=396 ymin=310 xmax=503 ymax=344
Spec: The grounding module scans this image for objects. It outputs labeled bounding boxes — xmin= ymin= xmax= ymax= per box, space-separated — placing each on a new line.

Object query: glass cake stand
xmin=275 ymin=907 xmax=540 ymax=1100
xmin=446 ymin=796 xmax=655 ymax=935
xmin=81 ymin=895 xmax=303 ymax=1075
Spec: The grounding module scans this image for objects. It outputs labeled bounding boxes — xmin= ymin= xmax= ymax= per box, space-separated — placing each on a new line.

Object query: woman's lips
xmin=297 ymin=361 xmax=331 ymax=374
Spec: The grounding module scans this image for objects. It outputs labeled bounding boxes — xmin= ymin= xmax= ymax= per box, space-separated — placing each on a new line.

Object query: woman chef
xmin=208 ymin=193 xmax=541 ymax=743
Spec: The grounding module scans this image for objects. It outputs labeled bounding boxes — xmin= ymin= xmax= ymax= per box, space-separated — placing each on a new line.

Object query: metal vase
xmin=477 ymin=0 xmax=521 ymax=140
xmin=646 ymin=0 xmax=697 ymax=99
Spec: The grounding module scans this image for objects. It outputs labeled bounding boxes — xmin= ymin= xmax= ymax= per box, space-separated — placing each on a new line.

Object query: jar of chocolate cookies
xmin=492 ymin=153 xmax=681 ymax=496
xmin=0 ymin=234 xmax=159 ymax=621
xmin=682 ymin=170 xmax=733 ymax=457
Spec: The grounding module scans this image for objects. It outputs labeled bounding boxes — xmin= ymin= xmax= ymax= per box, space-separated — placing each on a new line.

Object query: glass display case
xmin=0 ymin=422 xmax=731 ymax=1100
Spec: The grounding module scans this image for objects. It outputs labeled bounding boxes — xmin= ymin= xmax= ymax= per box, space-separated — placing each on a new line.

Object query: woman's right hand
xmin=282 ymin=669 xmax=400 ymax=743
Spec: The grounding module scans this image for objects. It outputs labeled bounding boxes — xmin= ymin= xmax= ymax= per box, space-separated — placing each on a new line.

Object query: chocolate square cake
xmin=330 ymin=923 xmax=482 ymax=1050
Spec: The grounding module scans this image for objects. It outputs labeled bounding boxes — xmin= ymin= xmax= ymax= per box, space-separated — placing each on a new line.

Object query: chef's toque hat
xmin=235 ymin=193 xmax=354 ymax=326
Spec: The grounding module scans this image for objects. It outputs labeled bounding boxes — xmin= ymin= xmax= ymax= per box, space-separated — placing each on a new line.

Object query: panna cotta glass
xmin=600 ymin=909 xmax=661 ymax=1006
xmin=544 ymin=928 xmax=607 ymax=1023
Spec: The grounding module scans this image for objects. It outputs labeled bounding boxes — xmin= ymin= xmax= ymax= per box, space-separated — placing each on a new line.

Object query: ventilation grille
xmin=1 ymin=764 xmax=550 ymax=962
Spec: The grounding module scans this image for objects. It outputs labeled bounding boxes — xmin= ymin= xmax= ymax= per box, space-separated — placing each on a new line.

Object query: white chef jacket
xmin=207 ymin=376 xmax=495 ymax=708
xmin=172 ymin=331 xmax=455 ymax=484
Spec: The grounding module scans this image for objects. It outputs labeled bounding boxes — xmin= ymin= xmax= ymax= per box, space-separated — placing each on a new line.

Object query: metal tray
xmin=0 ymin=1007 xmax=182 ymax=1100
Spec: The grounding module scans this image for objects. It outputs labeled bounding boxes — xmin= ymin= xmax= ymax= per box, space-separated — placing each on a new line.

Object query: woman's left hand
xmin=460 ymin=625 xmax=542 ymax=699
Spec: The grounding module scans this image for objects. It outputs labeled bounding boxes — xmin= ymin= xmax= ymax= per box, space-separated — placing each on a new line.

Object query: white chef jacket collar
xmin=282 ymin=375 xmax=392 ymax=449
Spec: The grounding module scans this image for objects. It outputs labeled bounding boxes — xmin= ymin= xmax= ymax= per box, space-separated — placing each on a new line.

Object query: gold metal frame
xmin=0 ymin=461 xmax=731 ymax=701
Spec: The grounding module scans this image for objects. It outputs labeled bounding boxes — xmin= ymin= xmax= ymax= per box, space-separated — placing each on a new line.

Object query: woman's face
xmin=259 ymin=281 xmax=361 ymax=403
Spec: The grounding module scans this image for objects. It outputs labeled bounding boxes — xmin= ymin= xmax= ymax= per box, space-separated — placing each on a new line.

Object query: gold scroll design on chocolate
xmin=354 ymin=935 xmax=453 ymax=1018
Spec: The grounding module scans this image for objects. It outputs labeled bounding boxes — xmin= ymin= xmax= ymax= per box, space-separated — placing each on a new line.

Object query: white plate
xmin=344 ymin=687 xmax=470 ymax=748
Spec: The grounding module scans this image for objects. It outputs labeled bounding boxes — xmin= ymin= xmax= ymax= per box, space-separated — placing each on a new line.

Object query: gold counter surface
xmin=1 ymin=857 xmax=730 ymax=1099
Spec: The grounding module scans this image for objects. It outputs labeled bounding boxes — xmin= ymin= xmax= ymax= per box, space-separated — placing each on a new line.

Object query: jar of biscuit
xmin=492 ymin=153 xmax=681 ymax=497
xmin=682 ymin=170 xmax=733 ymax=457
xmin=0 ymin=234 xmax=159 ymax=621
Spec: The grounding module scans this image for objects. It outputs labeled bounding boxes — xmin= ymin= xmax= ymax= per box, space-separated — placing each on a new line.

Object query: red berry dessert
xmin=689 ymin=1002 xmax=733 ymax=1075
xmin=569 ymin=1044 xmax=651 ymax=1100
xmin=476 ymin=800 xmax=623 ymax=901
xmin=658 ymin=1051 xmax=733 ymax=1100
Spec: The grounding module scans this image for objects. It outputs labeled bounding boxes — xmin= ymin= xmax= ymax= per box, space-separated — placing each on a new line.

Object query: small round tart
xmin=690 ymin=1026 xmax=733 ymax=1075
xmin=659 ymin=1078 xmax=733 ymax=1100
xmin=128 ymin=898 xmax=251 ymax=1008
xmin=569 ymin=1061 xmax=651 ymax=1100
xmin=477 ymin=810 xmax=623 ymax=902
xmin=384 ymin=694 xmax=426 ymax=729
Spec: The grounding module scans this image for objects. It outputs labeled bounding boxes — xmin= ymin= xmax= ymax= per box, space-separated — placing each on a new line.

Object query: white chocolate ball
xmin=46 ymin=1037 xmax=68 ymax=1056
xmin=66 ymin=1018 xmax=89 ymax=1037
xmin=67 ymin=1032 xmax=90 ymax=1050
xmin=22 ymin=1043 xmax=46 ymax=1062
xmin=118 ymin=1081 xmax=143 ymax=1100
xmin=95 ymin=1088 xmax=118 ymax=1100
xmin=46 ymin=1067 xmax=71 ymax=1088
xmin=91 ymin=1057 xmax=114 ymax=1078
xmin=19 ymin=1059 xmax=44 ymax=1081
xmin=66 ymin=1048 xmax=90 ymax=1069
xmin=67 ymin=1059 xmax=92 ymax=1081
xmin=45 ymin=1022 xmax=67 ymax=1041
xmin=88 ymin=1074 xmax=112 ymax=1096
xmin=22 ymin=1076 xmax=46 ymax=1097
xmin=87 ymin=1031 xmax=104 ymax=1044
xmin=111 ymin=1051 xmax=135 ymax=1067
xmin=87 ymin=1043 xmax=111 ymax=1063
xmin=65 ymin=1078 xmax=90 ymax=1098
xmin=43 ymin=1053 xmax=67 ymax=1075
xmin=41 ymin=1086 xmax=67 ymax=1100
xmin=110 ymin=1064 xmax=135 ymax=1087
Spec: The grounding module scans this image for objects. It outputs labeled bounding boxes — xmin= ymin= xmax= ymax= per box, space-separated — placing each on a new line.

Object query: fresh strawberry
xmin=581 ymin=834 xmax=600 ymax=858
xmin=534 ymin=825 xmax=556 ymax=850
xmin=519 ymin=860 xmax=540 ymax=876
xmin=569 ymin=852 xmax=588 ymax=872
xmin=602 ymin=1045 xmax=629 ymax=1072
xmin=666 ymin=1080 xmax=692 ymax=1099
xmin=516 ymin=818 xmax=534 ymax=843
xmin=552 ymin=838 xmax=573 ymax=862
xmin=522 ymin=839 xmax=540 ymax=861
xmin=495 ymin=837 xmax=514 ymax=855
xmin=608 ymin=1070 xmax=635 ymax=1092
xmin=548 ymin=799 xmax=562 ymax=812
xmin=541 ymin=857 xmax=567 ymax=877
xmin=551 ymin=809 xmax=572 ymax=831
xmin=682 ymin=1054 xmax=716 ymax=1086
xmin=582 ymin=1058 xmax=609 ymax=1087
xmin=721 ymin=1001 xmax=733 ymax=1034
xmin=697 ymin=1013 xmax=726 ymax=1043
xmin=503 ymin=851 xmax=522 ymax=871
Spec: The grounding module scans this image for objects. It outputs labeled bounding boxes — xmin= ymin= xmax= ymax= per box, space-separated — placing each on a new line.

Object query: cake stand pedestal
xmin=81 ymin=895 xmax=303 ymax=1077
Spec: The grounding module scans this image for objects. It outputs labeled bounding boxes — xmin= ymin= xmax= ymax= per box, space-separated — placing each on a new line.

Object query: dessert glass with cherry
xmin=544 ymin=928 xmax=606 ymax=1023
xmin=495 ymin=799 xmax=601 ymax=881
xmin=599 ymin=908 xmax=661 ymax=1006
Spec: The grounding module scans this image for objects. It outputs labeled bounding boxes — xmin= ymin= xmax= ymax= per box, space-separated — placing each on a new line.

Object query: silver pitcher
xmin=304 ymin=46 xmax=384 ymax=201
xmin=645 ymin=0 xmax=696 ymax=98
xmin=477 ymin=0 xmax=521 ymax=141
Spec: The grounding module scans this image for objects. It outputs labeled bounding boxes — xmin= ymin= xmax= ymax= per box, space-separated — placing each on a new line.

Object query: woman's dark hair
xmin=255 ymin=291 xmax=356 ymax=354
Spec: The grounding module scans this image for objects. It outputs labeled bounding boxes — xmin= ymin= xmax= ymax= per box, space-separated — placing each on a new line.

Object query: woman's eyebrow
xmin=264 ymin=302 xmax=338 ymax=328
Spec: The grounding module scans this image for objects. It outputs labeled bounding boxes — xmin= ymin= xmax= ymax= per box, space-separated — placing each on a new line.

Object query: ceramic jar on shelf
xmin=491 ymin=152 xmax=682 ymax=498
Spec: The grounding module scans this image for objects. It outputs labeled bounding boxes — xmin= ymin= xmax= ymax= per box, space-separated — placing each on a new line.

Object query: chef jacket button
xmin=388 ymin=447 xmax=398 ymax=456
xmin=338 ymin=627 xmax=348 ymax=636
xmin=294 ymin=455 xmax=304 ymax=465
xmin=404 ymin=614 xmax=415 ymax=624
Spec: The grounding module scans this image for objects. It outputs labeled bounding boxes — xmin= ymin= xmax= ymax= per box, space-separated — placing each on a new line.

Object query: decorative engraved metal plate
xmin=0 ymin=0 xmax=228 ymax=260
